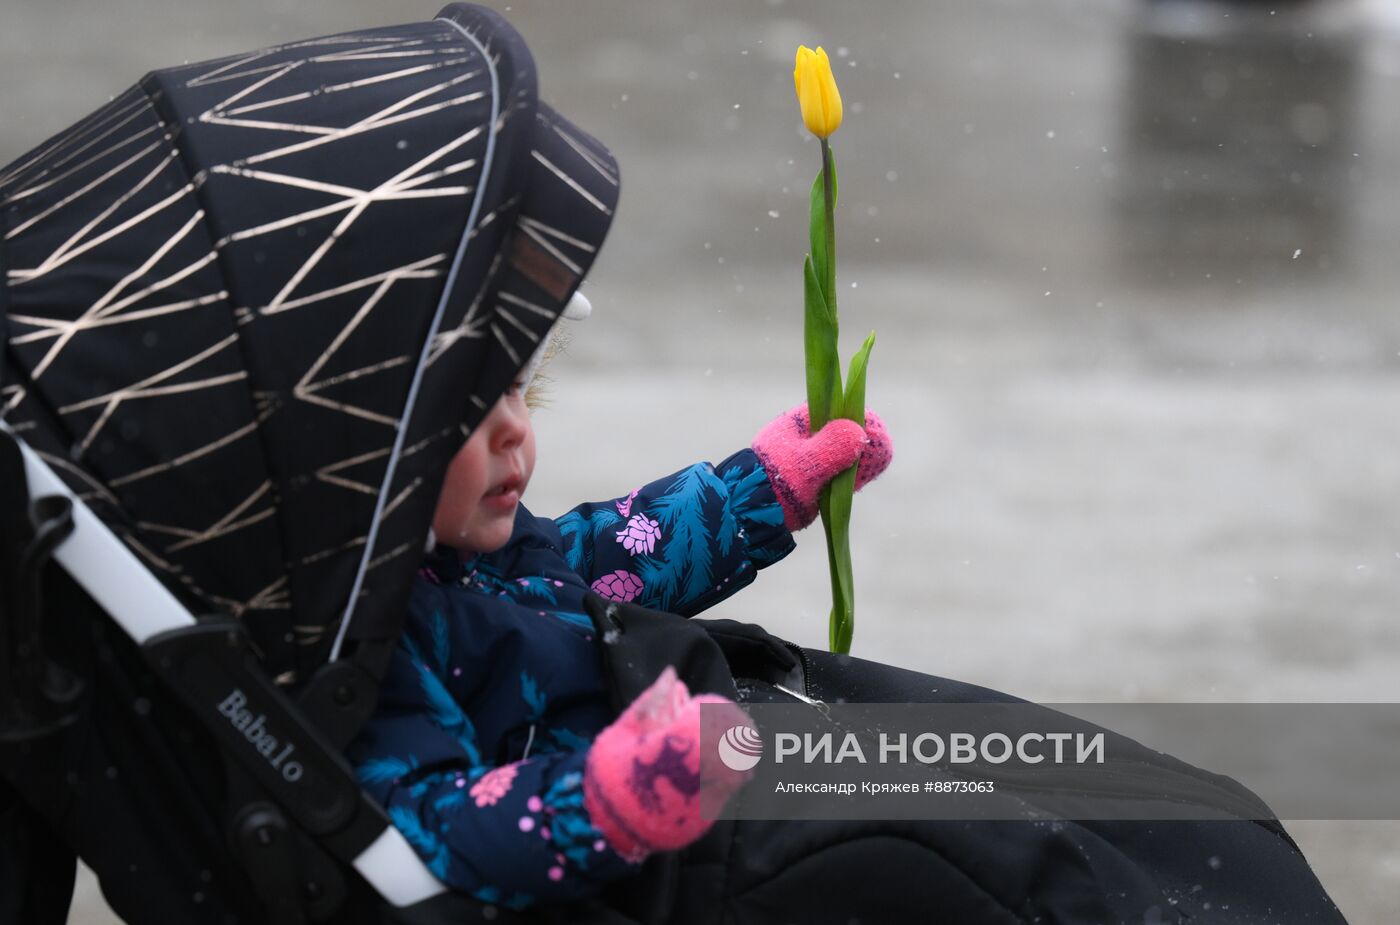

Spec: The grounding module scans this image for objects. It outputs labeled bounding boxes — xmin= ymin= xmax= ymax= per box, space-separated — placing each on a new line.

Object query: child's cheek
xmin=432 ymin=481 xmax=474 ymax=542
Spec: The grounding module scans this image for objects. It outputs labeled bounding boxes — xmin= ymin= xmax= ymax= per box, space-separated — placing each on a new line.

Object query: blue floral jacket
xmin=347 ymin=449 xmax=793 ymax=909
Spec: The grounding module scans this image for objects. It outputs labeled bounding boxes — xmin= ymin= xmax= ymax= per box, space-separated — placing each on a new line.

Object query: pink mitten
xmin=855 ymin=409 xmax=893 ymax=491
xmin=583 ymin=667 xmax=753 ymax=862
xmin=751 ymin=403 xmax=895 ymax=531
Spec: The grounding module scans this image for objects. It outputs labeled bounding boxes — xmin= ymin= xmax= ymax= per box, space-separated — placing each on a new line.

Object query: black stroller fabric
xmin=0 ymin=3 xmax=617 ymax=685
xmin=0 ymin=5 xmax=1350 ymax=925
xmin=586 ymin=599 xmax=1348 ymax=925
xmin=0 ymin=3 xmax=624 ymax=922
xmin=0 ymin=597 xmax=1353 ymax=925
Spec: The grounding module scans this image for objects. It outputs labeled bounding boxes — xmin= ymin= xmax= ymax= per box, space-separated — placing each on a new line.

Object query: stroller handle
xmin=0 ymin=423 xmax=449 ymax=908
xmin=1 ymin=422 xmax=194 ymax=644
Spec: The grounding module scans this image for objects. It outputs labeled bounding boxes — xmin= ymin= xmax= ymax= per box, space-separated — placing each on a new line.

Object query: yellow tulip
xmin=793 ymin=45 xmax=843 ymax=139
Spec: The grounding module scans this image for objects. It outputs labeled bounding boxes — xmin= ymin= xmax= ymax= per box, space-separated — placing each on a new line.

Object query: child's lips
xmin=483 ymin=476 xmax=524 ymax=510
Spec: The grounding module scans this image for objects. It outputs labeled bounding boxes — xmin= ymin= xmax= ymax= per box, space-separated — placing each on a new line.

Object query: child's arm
xmin=550 ymin=447 xmax=793 ymax=617
xmin=352 ymin=648 xmax=750 ymax=909
xmin=351 ymin=647 xmax=638 ymax=909
xmin=550 ymin=405 xmax=891 ymax=617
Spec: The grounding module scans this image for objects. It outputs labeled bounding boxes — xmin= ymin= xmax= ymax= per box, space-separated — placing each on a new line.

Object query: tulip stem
xmin=820 ymin=139 xmax=837 ymax=330
xmin=815 ymin=137 xmax=856 ymax=654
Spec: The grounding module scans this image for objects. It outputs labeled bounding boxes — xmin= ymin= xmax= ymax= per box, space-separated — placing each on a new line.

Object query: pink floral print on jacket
xmin=591 ymin=570 xmax=644 ymax=603
xmin=615 ymin=514 xmax=662 ymax=556
xmin=470 ymin=763 xmax=519 ymax=807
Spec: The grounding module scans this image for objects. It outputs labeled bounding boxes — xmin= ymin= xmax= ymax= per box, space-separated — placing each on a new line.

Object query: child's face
xmin=431 ymin=384 xmax=536 ymax=554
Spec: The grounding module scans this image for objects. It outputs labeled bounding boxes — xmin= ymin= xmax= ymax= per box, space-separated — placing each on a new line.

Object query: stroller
xmin=0 ymin=5 xmax=1350 ymax=924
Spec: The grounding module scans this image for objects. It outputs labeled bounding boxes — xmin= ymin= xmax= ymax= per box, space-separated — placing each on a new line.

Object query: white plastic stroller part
xmin=563 ymin=288 xmax=592 ymax=320
xmin=0 ymin=420 xmax=448 ymax=906
xmin=518 ymin=287 xmax=592 ymax=387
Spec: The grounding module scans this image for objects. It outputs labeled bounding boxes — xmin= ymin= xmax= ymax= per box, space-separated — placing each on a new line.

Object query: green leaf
xmin=808 ymin=172 xmax=825 ymax=290
xmin=841 ymin=331 xmax=877 ymax=422
xmin=803 ymin=255 xmax=841 ymax=431
xmin=826 ymin=465 xmax=857 ymax=653
xmin=821 ymin=332 xmax=875 ymax=654
xmin=817 ymin=485 xmax=853 ymax=654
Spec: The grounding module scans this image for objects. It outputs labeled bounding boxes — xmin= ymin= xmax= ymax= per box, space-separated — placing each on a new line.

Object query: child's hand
xmin=751 ymin=403 xmax=894 ymax=531
xmin=583 ymin=667 xmax=753 ymax=862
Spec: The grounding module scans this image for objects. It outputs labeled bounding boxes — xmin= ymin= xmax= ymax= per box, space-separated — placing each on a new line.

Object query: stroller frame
xmin=1 ymin=422 xmax=455 ymax=919
xmin=0 ymin=4 xmax=629 ymax=917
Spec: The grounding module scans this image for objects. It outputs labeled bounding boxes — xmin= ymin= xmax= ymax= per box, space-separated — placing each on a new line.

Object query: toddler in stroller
xmin=346 ymin=293 xmax=892 ymax=908
xmin=0 ymin=4 xmax=1349 ymax=924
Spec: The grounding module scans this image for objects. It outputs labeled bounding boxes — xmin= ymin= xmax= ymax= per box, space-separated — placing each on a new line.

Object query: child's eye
xmin=507 ymin=378 xmax=527 ymax=395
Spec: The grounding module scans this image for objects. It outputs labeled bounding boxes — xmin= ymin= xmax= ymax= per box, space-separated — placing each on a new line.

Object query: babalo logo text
xmin=217 ymin=688 xmax=305 ymax=783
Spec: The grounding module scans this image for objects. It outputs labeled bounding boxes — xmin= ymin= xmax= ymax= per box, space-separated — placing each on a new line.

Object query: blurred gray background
xmin=3 ymin=0 xmax=1398 ymax=920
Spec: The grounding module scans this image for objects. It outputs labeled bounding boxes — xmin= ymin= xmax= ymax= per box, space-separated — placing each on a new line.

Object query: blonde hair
xmin=524 ymin=328 xmax=568 ymax=411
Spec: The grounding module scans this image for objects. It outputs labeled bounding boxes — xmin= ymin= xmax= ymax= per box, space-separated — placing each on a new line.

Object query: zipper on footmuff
xmin=774 ymin=638 xmax=817 ymax=703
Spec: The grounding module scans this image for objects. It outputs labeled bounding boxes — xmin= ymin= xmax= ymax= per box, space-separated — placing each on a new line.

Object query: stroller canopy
xmin=0 ymin=3 xmax=620 ymax=684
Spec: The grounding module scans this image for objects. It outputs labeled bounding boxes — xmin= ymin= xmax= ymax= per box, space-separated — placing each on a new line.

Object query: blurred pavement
xmin=2 ymin=0 xmax=1398 ymax=920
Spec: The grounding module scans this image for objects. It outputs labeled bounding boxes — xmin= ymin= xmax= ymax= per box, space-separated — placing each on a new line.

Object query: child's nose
xmin=488 ymin=399 xmax=528 ymax=452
